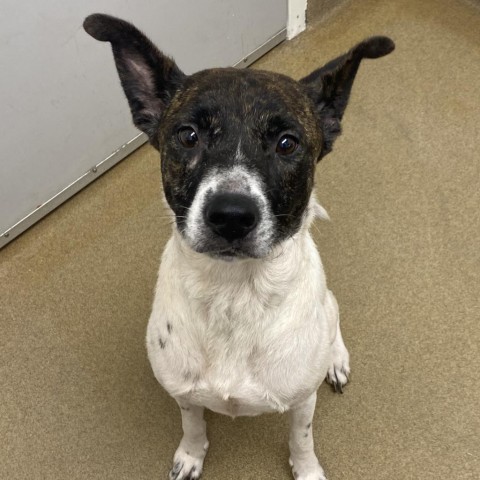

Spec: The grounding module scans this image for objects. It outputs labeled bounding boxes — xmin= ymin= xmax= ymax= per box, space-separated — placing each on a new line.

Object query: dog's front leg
xmin=288 ymin=392 xmax=326 ymax=480
xmin=169 ymin=401 xmax=209 ymax=480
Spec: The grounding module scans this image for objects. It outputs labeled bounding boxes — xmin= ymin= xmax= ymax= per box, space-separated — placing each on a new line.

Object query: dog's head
xmin=84 ymin=14 xmax=394 ymax=260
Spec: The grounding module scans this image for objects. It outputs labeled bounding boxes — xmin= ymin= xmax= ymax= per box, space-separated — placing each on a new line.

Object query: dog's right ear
xmin=83 ymin=14 xmax=186 ymax=149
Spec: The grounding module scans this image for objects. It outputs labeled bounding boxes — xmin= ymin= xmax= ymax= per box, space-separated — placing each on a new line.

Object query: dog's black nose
xmin=204 ymin=193 xmax=259 ymax=242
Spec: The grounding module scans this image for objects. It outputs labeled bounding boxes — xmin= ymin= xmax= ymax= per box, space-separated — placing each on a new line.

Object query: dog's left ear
xmin=300 ymin=36 xmax=395 ymax=159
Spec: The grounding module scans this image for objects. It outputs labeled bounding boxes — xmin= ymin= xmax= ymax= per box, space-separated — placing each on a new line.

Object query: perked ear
xmin=300 ymin=36 xmax=395 ymax=159
xmin=83 ymin=14 xmax=186 ymax=149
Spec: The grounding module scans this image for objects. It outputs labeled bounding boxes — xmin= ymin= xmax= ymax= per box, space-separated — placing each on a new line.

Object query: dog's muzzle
xmin=204 ymin=193 xmax=259 ymax=242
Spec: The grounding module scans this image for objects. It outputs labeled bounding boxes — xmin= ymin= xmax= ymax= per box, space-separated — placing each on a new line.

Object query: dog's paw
xmin=168 ymin=441 xmax=209 ymax=480
xmin=326 ymin=338 xmax=350 ymax=394
xmin=326 ymin=363 xmax=350 ymax=394
xmin=289 ymin=458 xmax=327 ymax=480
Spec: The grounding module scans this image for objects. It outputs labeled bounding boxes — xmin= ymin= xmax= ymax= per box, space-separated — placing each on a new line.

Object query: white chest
xmin=146 ymin=234 xmax=334 ymax=417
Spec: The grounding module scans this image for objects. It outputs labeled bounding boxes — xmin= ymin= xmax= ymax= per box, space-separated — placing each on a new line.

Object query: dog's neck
xmin=168 ymin=196 xmax=326 ymax=293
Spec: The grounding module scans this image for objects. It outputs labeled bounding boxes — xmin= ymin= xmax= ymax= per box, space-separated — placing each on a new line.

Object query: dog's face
xmin=159 ymin=69 xmax=321 ymax=258
xmin=84 ymin=14 xmax=394 ymax=259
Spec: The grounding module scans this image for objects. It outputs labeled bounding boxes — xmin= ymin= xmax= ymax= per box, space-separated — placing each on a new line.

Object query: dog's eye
xmin=177 ymin=127 xmax=199 ymax=148
xmin=276 ymin=135 xmax=298 ymax=155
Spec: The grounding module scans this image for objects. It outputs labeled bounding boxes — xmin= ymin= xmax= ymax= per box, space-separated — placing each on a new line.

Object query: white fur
xmin=146 ymin=195 xmax=349 ymax=479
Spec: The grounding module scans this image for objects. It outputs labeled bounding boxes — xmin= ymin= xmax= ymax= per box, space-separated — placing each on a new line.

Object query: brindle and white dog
xmin=84 ymin=14 xmax=394 ymax=480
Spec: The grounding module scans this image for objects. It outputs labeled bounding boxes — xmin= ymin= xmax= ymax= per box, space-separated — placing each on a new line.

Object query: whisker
xmin=159 ymin=205 xmax=192 ymax=213
xmin=309 ymin=221 xmax=322 ymax=238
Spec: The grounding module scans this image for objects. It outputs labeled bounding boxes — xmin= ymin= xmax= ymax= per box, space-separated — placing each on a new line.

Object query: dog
xmin=83 ymin=14 xmax=394 ymax=480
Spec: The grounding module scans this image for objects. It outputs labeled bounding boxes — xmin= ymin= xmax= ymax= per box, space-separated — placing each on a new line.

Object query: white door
xmin=0 ymin=0 xmax=287 ymax=248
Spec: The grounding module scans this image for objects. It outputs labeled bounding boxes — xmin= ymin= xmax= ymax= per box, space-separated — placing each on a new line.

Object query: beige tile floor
xmin=1 ymin=0 xmax=479 ymax=478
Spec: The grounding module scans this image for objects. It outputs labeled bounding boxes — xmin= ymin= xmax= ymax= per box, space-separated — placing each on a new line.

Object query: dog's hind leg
xmin=324 ymin=290 xmax=350 ymax=394
xmin=288 ymin=391 xmax=327 ymax=480
xmin=169 ymin=401 xmax=209 ymax=480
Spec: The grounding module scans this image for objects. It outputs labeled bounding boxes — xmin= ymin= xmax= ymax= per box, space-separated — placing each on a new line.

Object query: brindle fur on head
xmin=159 ymin=68 xmax=322 ymax=247
xmin=83 ymin=13 xmax=394 ymax=259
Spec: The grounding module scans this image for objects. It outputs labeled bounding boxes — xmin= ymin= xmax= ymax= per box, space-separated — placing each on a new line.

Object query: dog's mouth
xmin=177 ymin=216 xmax=270 ymax=260
xmin=207 ymin=247 xmax=256 ymax=261
xmin=198 ymin=244 xmax=262 ymax=261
